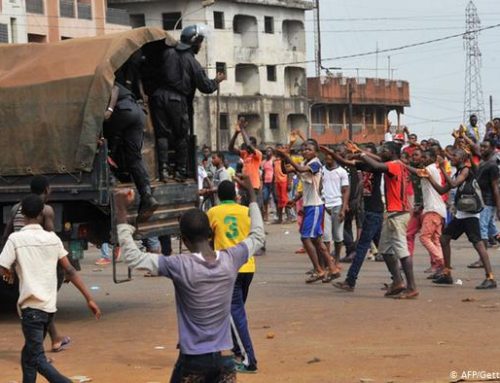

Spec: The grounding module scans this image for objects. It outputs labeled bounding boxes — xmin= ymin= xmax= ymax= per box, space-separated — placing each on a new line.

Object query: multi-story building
xmin=0 ymin=0 xmax=28 ymax=43
xmin=109 ymin=0 xmax=313 ymax=149
xmin=308 ymin=76 xmax=411 ymax=145
xmin=0 ymin=0 xmax=130 ymax=43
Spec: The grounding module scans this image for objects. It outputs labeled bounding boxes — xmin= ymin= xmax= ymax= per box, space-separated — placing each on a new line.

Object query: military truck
xmin=0 ymin=28 xmax=199 ymax=303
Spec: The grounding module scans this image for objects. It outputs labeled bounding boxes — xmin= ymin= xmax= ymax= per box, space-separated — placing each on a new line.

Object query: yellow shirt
xmin=207 ymin=201 xmax=256 ymax=273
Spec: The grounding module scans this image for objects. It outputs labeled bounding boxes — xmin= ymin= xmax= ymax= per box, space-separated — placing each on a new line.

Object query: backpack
xmin=455 ymin=167 xmax=484 ymax=214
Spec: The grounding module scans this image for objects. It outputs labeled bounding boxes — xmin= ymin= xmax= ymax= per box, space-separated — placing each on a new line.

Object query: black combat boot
xmin=174 ymin=167 xmax=188 ymax=182
xmin=138 ymin=188 xmax=159 ymax=220
xmin=159 ymin=163 xmax=170 ymax=182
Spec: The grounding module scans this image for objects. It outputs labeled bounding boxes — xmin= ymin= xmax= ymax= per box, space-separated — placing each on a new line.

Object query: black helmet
xmin=177 ymin=25 xmax=206 ymax=51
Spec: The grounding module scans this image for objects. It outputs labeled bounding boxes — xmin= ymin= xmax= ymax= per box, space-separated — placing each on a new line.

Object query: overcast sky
xmin=305 ymin=0 xmax=500 ymax=144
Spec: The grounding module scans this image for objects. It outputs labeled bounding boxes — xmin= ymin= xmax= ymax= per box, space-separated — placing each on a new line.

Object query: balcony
xmin=233 ymin=15 xmax=258 ymax=48
xmin=77 ymin=2 xmax=92 ymax=20
xmin=60 ymin=0 xmax=75 ymax=18
xmin=284 ymin=66 xmax=306 ymax=97
xmin=106 ymin=7 xmax=129 ymax=26
xmin=235 ymin=64 xmax=260 ymax=96
xmin=282 ymin=20 xmax=305 ymax=52
xmin=26 ymin=0 xmax=44 ymax=14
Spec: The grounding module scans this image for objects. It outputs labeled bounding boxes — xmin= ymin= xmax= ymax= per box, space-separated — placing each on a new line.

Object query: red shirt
xmin=384 ymin=160 xmax=410 ymax=212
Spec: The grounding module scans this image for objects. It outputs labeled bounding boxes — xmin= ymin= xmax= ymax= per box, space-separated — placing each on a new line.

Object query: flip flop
xmin=306 ymin=273 xmax=324 ymax=284
xmin=52 ymin=336 xmax=71 ymax=352
xmin=384 ymin=283 xmax=406 ymax=297
xmin=393 ymin=290 xmax=419 ymax=300
xmin=467 ymin=260 xmax=484 ymax=269
xmin=322 ymin=272 xmax=341 ymax=283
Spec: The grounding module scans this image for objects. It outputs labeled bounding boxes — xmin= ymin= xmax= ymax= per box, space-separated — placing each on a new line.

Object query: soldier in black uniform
xmin=104 ymin=54 xmax=158 ymax=216
xmin=150 ymin=25 xmax=226 ymax=182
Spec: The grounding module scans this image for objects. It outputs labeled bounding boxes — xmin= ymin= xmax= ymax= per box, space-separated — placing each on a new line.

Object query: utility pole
xmin=489 ymin=95 xmax=493 ymax=121
xmin=314 ymin=0 xmax=322 ymax=77
xmin=348 ymin=80 xmax=353 ymax=140
xmin=387 ymin=56 xmax=391 ymax=79
xmin=216 ymin=86 xmax=221 ymax=150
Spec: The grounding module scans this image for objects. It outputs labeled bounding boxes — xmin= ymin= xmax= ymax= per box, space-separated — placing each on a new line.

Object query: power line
xmin=226 ymin=21 xmax=500 ymax=69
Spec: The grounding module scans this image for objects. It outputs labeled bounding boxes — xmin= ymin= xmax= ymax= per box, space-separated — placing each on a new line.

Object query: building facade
xmin=109 ymin=0 xmax=313 ymax=149
xmin=308 ymin=76 xmax=410 ymax=145
xmin=0 ymin=0 xmax=28 ymax=43
xmin=0 ymin=0 xmax=130 ymax=44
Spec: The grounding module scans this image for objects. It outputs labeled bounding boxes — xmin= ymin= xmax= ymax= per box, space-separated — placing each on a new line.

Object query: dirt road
xmin=1 ymin=222 xmax=500 ymax=383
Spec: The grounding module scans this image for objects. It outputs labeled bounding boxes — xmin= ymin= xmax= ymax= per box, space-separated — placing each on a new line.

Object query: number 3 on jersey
xmin=224 ymin=216 xmax=239 ymax=239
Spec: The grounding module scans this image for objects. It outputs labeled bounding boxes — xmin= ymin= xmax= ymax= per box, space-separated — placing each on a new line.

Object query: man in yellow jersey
xmin=207 ymin=180 xmax=257 ymax=374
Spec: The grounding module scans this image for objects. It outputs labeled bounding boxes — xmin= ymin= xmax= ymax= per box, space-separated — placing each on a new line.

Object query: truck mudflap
xmin=110 ymin=179 xmax=198 ymax=283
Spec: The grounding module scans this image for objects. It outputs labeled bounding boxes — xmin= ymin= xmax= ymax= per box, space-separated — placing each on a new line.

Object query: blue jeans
xmin=100 ymin=242 xmax=111 ymax=259
xmin=479 ymin=205 xmax=498 ymax=240
xmin=21 ymin=308 xmax=72 ymax=383
xmin=142 ymin=236 xmax=161 ymax=252
xmin=262 ymin=182 xmax=275 ymax=204
xmin=170 ymin=351 xmax=236 ymax=383
xmin=231 ymin=273 xmax=257 ymax=368
xmin=346 ymin=211 xmax=384 ymax=287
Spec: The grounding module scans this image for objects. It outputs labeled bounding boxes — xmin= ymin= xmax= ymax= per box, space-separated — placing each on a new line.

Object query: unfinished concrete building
xmin=109 ymin=0 xmax=313 ymax=149
xmin=308 ymin=76 xmax=411 ymax=145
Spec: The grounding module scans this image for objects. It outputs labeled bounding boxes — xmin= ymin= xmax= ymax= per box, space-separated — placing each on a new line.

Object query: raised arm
xmin=359 ymin=153 xmax=388 ymax=172
xmin=276 ymin=149 xmax=311 ymax=173
xmin=319 ymin=145 xmax=357 ymax=167
xmin=240 ymin=125 xmax=256 ymax=154
xmin=426 ymin=169 xmax=451 ymax=195
xmin=235 ymin=176 xmax=265 ymax=255
xmin=462 ymin=135 xmax=480 ymax=156
xmin=191 ymin=58 xmax=225 ymax=94
xmin=228 ymin=129 xmax=241 ymax=155
xmin=114 ymin=190 xmax=161 ymax=274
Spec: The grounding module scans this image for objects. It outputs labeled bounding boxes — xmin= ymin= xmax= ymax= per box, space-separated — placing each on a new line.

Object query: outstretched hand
xmin=319 ymin=145 xmax=331 ymax=154
xmin=416 ymin=168 xmax=430 ymax=178
xmin=275 ymin=148 xmax=289 ymax=159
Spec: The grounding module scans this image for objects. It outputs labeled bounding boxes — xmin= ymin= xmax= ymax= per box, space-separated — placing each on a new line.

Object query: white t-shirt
xmin=421 ymin=163 xmax=447 ymax=218
xmin=198 ymin=165 xmax=208 ymax=191
xmin=300 ymin=157 xmax=323 ymax=207
xmin=0 ymin=224 xmax=67 ymax=315
xmin=322 ymin=165 xmax=349 ymax=208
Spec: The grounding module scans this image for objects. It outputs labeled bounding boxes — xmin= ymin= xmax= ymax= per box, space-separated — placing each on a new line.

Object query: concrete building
xmin=109 ymin=0 xmax=313 ymax=149
xmin=0 ymin=0 xmax=28 ymax=43
xmin=308 ymin=76 xmax=411 ymax=145
xmin=0 ymin=0 xmax=130 ymax=43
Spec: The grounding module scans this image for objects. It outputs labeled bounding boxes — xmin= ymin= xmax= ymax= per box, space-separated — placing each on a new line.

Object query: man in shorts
xmin=358 ymin=142 xmax=418 ymax=299
xmin=424 ymin=148 xmax=497 ymax=289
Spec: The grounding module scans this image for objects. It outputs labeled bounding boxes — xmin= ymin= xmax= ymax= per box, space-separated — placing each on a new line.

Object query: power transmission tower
xmin=463 ymin=1 xmax=485 ymax=124
xmin=313 ymin=0 xmax=321 ymax=77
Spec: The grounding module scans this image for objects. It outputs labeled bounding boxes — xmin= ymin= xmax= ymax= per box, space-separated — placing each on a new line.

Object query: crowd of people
xmin=4 ymin=18 xmax=500 ymax=382
xmin=197 ymin=114 xmax=500 ymax=300
xmin=3 ymin=113 xmax=500 ymax=382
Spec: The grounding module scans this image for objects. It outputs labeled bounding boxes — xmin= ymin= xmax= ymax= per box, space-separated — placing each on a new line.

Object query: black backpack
xmin=455 ymin=167 xmax=484 ymax=214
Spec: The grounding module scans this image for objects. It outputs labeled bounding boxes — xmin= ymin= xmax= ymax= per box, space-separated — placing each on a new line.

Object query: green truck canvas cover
xmin=0 ymin=27 xmax=174 ymax=176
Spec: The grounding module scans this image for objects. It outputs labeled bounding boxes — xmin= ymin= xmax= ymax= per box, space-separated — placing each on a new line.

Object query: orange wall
xmin=308 ymin=77 xmax=410 ymax=107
